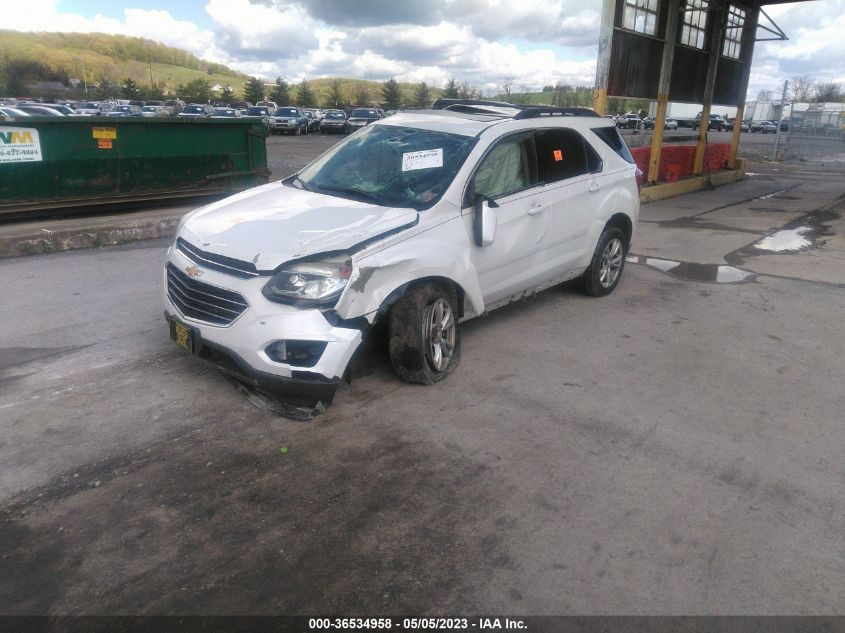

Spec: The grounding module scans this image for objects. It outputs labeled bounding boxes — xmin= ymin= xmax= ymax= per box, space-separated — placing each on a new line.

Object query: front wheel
xmin=388 ymin=283 xmax=461 ymax=385
xmin=582 ymin=227 xmax=627 ymax=297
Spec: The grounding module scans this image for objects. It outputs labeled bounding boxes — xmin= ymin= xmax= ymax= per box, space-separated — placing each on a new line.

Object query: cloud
xmin=747 ymin=0 xmax=845 ymax=100
xmin=288 ymin=0 xmax=446 ymax=27
xmin=205 ymin=0 xmax=319 ymax=63
xmin=5 ymin=0 xmax=843 ymax=101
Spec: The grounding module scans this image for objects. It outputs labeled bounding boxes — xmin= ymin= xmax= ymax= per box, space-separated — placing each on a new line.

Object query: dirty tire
xmin=582 ymin=226 xmax=627 ymax=297
xmin=388 ymin=283 xmax=461 ymax=385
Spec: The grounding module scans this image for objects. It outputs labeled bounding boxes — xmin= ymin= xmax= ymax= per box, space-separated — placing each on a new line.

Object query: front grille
xmin=176 ymin=238 xmax=259 ymax=278
xmin=166 ymin=263 xmax=249 ymax=326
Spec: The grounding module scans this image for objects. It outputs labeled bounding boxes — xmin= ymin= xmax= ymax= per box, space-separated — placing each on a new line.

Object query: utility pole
xmin=773 ymin=79 xmax=789 ymax=160
xmin=82 ymin=58 xmax=88 ymax=94
xmin=147 ymin=42 xmax=154 ymax=88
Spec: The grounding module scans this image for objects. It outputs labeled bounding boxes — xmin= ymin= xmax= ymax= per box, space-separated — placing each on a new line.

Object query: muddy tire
xmin=388 ymin=283 xmax=461 ymax=385
xmin=582 ymin=226 xmax=627 ymax=297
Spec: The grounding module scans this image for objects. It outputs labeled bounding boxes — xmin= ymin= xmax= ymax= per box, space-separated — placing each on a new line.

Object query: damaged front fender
xmin=334 ymin=217 xmax=485 ymax=322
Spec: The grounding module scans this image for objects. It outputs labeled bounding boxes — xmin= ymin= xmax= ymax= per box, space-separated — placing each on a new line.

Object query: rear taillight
xmin=635 ymin=167 xmax=644 ymax=193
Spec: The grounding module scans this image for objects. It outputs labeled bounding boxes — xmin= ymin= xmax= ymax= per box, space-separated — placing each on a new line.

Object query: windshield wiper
xmin=316 ymin=184 xmax=385 ymax=204
xmin=288 ymin=174 xmax=311 ymax=191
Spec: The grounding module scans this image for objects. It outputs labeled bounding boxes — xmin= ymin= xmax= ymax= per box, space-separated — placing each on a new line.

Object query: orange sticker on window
xmin=97 ymin=139 xmax=113 ymax=149
xmin=553 ymin=150 xmax=563 ymax=162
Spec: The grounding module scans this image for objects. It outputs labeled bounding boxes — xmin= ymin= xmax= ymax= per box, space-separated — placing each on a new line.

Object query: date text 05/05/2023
xmin=307 ymin=618 xmax=527 ymax=630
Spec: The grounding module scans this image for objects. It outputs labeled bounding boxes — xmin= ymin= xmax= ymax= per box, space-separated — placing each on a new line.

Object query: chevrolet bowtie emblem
xmin=185 ymin=265 xmax=203 ymax=278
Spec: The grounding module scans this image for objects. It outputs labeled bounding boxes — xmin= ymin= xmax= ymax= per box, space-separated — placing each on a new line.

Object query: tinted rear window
xmin=591 ymin=126 xmax=635 ymax=164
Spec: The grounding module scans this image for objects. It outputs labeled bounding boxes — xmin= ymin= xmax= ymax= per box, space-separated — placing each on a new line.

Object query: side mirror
xmin=473 ymin=195 xmax=498 ymax=247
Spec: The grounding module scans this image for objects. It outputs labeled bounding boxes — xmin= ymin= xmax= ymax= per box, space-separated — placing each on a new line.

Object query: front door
xmin=464 ymin=131 xmax=555 ymax=305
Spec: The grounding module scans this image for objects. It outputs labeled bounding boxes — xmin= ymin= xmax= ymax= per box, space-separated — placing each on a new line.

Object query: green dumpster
xmin=0 ymin=116 xmax=269 ymax=216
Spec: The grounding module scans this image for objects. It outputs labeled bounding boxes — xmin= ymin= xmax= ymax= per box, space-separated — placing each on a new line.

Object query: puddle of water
xmin=627 ymin=255 xmax=756 ymax=283
xmin=754 ymin=226 xmax=812 ymax=252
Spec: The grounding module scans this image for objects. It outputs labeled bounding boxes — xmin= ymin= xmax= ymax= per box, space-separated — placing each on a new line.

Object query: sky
xmin=6 ymin=0 xmax=845 ymax=100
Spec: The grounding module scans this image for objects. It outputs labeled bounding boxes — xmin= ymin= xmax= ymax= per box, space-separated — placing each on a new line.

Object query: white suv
xmin=163 ymin=100 xmax=640 ymax=412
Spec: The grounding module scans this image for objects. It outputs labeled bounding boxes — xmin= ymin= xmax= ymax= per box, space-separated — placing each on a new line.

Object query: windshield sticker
xmin=402 ymin=149 xmax=443 ymax=172
xmin=0 ymin=127 xmax=42 ymax=163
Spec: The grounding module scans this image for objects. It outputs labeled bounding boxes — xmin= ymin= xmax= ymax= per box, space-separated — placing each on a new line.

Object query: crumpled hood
xmin=179 ymin=181 xmax=418 ymax=271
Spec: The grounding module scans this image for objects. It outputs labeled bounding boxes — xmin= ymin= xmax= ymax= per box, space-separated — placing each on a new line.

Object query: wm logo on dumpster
xmin=0 ymin=131 xmax=34 ymax=144
xmin=0 ymin=127 xmax=42 ymax=163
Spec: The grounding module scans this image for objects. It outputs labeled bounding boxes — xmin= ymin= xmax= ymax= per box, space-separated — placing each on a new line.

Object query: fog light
xmin=265 ymin=340 xmax=328 ymax=368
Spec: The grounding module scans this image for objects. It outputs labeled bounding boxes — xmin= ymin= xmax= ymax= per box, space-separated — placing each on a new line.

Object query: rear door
xmin=532 ymin=128 xmax=605 ymax=274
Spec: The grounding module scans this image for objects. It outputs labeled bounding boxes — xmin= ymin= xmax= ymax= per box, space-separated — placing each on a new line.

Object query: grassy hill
xmin=0 ymin=30 xmax=247 ymax=96
xmin=0 ymin=30 xmax=449 ymax=105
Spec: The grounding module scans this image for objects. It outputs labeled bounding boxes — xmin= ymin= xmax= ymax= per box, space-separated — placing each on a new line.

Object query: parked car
xmin=346 ymin=107 xmax=382 ymax=132
xmin=693 ymin=114 xmax=727 ymax=131
xmin=616 ymin=114 xmax=641 ymax=129
xmin=640 ymin=117 xmax=678 ymax=131
xmin=141 ymin=105 xmax=169 ymax=117
xmin=164 ymin=99 xmax=185 ymax=115
xmin=725 ymin=119 xmax=749 ymax=132
xmin=269 ymin=107 xmax=308 ymax=135
xmin=178 ymin=104 xmax=214 ymax=118
xmin=243 ymin=106 xmax=272 ymax=131
xmin=16 ymin=104 xmax=65 ymax=116
xmin=106 ymin=104 xmax=144 ymax=117
xmin=211 ymin=108 xmax=241 ymax=118
xmin=41 ymin=103 xmax=79 ymax=115
xmin=231 ymin=101 xmax=252 ymax=113
xmin=162 ymin=100 xmax=640 ymax=412
xmin=779 ymin=117 xmax=790 ymax=132
xmin=0 ymin=106 xmax=29 ymax=118
xmin=319 ymin=110 xmax=348 ymax=134
xmin=76 ymin=101 xmax=106 ymax=115
xmin=751 ymin=120 xmax=777 ymax=134
xmin=303 ymin=108 xmax=322 ymax=132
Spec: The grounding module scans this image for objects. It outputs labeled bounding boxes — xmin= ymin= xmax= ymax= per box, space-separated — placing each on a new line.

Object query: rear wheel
xmin=388 ymin=283 xmax=461 ymax=385
xmin=582 ymin=227 xmax=627 ymax=297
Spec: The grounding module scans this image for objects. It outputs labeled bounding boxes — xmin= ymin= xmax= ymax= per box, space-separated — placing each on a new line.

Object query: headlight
xmin=262 ymin=256 xmax=352 ymax=307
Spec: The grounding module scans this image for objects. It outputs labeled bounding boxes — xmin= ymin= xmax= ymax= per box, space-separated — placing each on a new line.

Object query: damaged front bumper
xmin=163 ymin=246 xmax=363 ymax=408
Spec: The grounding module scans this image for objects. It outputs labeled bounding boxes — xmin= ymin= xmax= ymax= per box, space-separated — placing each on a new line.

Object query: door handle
xmin=527 ymin=204 xmax=546 ymax=216
xmin=589 ymin=181 xmax=601 ymax=192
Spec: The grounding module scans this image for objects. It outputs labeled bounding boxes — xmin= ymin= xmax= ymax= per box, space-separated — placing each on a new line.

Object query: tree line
xmin=756 ymin=75 xmax=844 ymax=103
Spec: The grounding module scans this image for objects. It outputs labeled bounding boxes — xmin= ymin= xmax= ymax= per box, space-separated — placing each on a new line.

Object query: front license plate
xmin=169 ymin=318 xmax=195 ymax=354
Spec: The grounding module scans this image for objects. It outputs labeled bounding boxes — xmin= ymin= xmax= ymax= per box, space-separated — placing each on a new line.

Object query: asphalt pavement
xmin=1 ymin=151 xmax=844 ymax=615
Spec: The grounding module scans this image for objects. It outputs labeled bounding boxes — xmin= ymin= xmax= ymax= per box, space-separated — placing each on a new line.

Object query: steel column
xmin=593 ymin=0 xmax=617 ymax=115
xmin=648 ymin=0 xmax=682 ymax=183
xmin=694 ymin=0 xmax=726 ymax=175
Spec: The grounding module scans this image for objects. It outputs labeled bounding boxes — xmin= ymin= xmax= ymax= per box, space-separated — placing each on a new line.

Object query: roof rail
xmin=513 ymin=106 xmax=600 ymax=119
xmin=430 ymin=99 xmax=600 ymax=119
xmin=431 ymin=98 xmax=519 ymax=110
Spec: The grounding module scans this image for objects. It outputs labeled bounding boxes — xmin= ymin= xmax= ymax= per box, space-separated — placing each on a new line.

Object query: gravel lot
xmin=1 ymin=134 xmax=843 ymax=616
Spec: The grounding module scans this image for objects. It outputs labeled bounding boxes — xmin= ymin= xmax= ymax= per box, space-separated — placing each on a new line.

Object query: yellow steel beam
xmin=729 ymin=103 xmax=745 ymax=169
xmin=648 ymin=95 xmax=669 ymax=183
xmin=693 ymin=104 xmax=711 ymax=175
xmin=594 ymin=88 xmax=608 ymax=116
